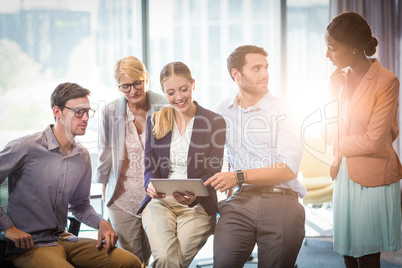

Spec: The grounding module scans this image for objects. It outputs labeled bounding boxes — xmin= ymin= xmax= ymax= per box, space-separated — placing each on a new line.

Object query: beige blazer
xmin=325 ymin=59 xmax=402 ymax=187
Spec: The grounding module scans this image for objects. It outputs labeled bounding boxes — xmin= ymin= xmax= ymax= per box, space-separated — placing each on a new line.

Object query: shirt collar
xmin=228 ymin=91 xmax=273 ymax=112
xmin=45 ymin=124 xmax=79 ymax=154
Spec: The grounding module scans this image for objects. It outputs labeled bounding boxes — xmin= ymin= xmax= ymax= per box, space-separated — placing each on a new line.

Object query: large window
xmin=287 ymin=0 xmax=330 ymax=137
xmin=0 ymin=0 xmax=144 ymax=154
xmin=148 ymin=0 xmax=282 ymax=110
xmin=0 ymin=0 xmax=330 ymax=175
xmin=287 ymin=0 xmax=330 ymax=121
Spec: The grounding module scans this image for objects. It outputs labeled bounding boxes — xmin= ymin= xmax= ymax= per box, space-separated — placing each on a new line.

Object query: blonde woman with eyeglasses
xmin=95 ymin=56 xmax=167 ymax=265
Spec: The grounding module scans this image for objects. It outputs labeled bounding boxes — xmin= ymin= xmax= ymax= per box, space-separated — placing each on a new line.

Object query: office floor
xmin=81 ymin=192 xmax=402 ymax=268
xmin=189 ymin=204 xmax=402 ymax=268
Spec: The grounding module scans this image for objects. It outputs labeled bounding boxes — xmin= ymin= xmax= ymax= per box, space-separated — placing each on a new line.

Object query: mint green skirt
xmin=333 ymin=157 xmax=401 ymax=257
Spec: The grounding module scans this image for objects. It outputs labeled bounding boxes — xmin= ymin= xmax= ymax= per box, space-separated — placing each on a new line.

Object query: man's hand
xmin=205 ymin=172 xmax=237 ymax=192
xmin=173 ymin=191 xmax=196 ymax=205
xmin=146 ymin=182 xmax=166 ymax=199
xmin=4 ymin=226 xmax=34 ymax=250
xmin=97 ymin=220 xmax=118 ymax=254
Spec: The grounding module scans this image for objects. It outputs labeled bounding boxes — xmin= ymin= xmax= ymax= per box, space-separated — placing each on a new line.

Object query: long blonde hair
xmin=152 ymin=62 xmax=194 ymax=139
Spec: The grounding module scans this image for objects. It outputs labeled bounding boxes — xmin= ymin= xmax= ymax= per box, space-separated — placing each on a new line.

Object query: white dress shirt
xmin=217 ymin=91 xmax=306 ymax=197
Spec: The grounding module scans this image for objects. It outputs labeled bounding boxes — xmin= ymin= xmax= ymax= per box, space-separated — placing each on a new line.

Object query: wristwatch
xmin=235 ymin=170 xmax=246 ymax=185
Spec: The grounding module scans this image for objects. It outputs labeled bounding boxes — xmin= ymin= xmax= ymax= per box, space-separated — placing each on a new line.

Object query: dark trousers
xmin=213 ymin=188 xmax=305 ymax=268
xmin=343 ymin=253 xmax=381 ymax=268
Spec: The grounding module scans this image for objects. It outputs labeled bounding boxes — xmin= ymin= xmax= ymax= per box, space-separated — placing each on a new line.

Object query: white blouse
xmin=112 ymin=104 xmax=146 ymax=217
xmin=168 ymin=117 xmax=194 ymax=179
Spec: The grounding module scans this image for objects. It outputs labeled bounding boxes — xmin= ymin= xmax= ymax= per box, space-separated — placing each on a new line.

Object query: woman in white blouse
xmin=95 ymin=56 xmax=167 ymax=265
xmin=138 ymin=62 xmax=226 ymax=268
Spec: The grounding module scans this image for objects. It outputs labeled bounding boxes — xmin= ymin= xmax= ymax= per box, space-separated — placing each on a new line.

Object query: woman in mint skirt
xmin=324 ymin=12 xmax=401 ymax=267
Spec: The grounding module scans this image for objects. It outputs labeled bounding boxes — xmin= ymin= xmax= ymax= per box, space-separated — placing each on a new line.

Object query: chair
xmin=299 ymin=137 xmax=334 ymax=206
xmin=299 ymin=137 xmax=334 ymax=244
xmin=67 ymin=216 xmax=82 ymax=236
xmin=0 ymin=178 xmax=82 ymax=267
xmin=0 ymin=216 xmax=81 ymax=267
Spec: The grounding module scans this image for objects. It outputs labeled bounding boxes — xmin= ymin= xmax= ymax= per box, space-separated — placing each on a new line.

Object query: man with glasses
xmin=0 ymin=82 xmax=141 ymax=267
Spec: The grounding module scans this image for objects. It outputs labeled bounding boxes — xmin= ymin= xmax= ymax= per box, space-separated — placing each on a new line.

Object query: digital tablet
xmin=150 ymin=179 xmax=209 ymax=196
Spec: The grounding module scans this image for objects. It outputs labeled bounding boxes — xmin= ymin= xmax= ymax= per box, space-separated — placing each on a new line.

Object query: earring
xmin=353 ymin=51 xmax=356 ymax=55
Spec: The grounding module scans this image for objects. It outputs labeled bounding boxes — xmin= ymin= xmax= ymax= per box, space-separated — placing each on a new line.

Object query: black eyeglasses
xmin=118 ymin=80 xmax=145 ymax=93
xmin=64 ymin=106 xmax=96 ymax=118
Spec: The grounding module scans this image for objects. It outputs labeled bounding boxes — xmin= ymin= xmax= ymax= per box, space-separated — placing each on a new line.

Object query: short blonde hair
xmin=114 ymin=55 xmax=148 ymax=84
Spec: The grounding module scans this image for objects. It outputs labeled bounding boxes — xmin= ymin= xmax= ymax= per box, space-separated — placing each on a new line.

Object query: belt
xmin=240 ymin=185 xmax=298 ymax=199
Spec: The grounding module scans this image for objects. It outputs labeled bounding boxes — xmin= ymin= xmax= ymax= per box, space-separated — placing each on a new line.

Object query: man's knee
xmin=153 ymin=256 xmax=180 ymax=268
xmin=213 ymin=254 xmax=247 ymax=268
xmin=112 ymin=248 xmax=142 ymax=268
xmin=213 ymin=236 xmax=252 ymax=268
xmin=152 ymin=249 xmax=180 ymax=268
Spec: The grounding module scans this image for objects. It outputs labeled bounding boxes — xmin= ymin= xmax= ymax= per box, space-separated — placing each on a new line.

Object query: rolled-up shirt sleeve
xmin=275 ymin=103 xmax=303 ymax=175
xmin=217 ymin=92 xmax=305 ymax=197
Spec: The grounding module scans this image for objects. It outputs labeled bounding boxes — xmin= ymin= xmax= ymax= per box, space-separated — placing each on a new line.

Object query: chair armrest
xmin=67 ymin=216 xmax=81 ymax=236
xmin=0 ymin=233 xmax=9 ymax=266
xmin=0 ymin=217 xmax=81 ymax=264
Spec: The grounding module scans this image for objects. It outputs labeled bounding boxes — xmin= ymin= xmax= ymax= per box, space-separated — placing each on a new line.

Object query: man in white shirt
xmin=206 ymin=45 xmax=306 ymax=268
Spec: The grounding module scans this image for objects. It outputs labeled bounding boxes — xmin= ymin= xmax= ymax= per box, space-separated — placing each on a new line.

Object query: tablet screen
xmin=150 ymin=179 xmax=209 ymax=196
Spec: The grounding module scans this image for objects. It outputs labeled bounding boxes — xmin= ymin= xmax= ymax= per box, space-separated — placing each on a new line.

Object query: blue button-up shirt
xmin=217 ymin=92 xmax=306 ymax=197
xmin=0 ymin=125 xmax=104 ymax=252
